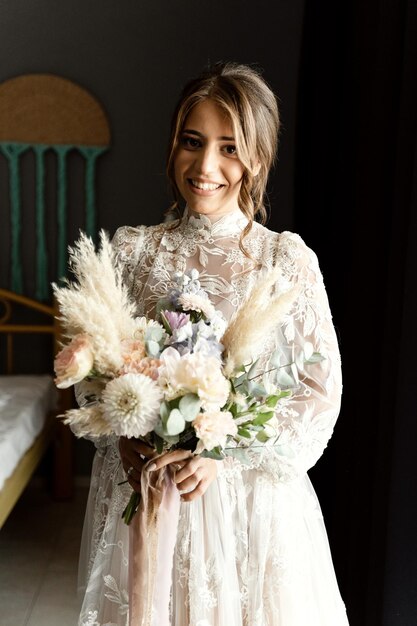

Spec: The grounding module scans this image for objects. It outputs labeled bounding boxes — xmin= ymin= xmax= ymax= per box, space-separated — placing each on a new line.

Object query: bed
xmin=0 ymin=288 xmax=73 ymax=529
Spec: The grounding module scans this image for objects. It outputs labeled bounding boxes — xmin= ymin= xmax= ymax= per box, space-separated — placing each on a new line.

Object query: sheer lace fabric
xmin=76 ymin=209 xmax=349 ymax=625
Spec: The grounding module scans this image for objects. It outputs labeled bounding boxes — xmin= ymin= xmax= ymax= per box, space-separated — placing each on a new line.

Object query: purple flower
xmin=163 ymin=310 xmax=190 ymax=331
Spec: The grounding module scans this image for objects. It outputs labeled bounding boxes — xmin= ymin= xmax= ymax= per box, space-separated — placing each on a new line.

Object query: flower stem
xmin=122 ymin=491 xmax=141 ymax=525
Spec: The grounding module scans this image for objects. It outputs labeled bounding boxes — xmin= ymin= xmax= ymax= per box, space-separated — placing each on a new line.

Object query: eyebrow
xmin=182 ymin=128 xmax=235 ymax=141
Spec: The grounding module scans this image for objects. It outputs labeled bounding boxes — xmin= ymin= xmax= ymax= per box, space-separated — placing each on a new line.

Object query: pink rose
xmin=54 ymin=334 xmax=94 ymax=389
xmin=193 ymin=410 xmax=238 ymax=452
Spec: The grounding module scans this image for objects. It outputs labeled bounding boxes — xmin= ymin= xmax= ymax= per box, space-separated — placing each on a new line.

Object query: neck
xmin=186 ymin=206 xmax=244 ymax=222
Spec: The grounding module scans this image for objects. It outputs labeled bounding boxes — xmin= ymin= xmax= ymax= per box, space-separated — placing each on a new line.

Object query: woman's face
xmin=174 ymin=99 xmax=245 ymax=218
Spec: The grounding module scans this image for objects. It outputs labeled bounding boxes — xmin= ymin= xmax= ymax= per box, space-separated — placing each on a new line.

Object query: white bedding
xmin=0 ymin=375 xmax=57 ymax=490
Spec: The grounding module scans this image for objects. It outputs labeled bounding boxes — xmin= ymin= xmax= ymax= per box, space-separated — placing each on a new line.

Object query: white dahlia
xmin=101 ymin=373 xmax=163 ymax=437
xmin=177 ymin=293 xmax=216 ymax=320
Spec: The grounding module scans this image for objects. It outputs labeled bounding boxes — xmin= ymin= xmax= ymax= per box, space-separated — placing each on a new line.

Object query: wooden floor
xmin=0 ymin=484 xmax=88 ymax=626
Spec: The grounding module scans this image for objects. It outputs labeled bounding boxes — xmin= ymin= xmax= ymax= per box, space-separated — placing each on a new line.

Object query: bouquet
xmin=53 ymin=232 xmax=317 ymax=523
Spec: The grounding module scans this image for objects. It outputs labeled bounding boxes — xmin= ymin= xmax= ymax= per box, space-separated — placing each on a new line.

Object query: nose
xmin=195 ymin=144 xmax=218 ymax=176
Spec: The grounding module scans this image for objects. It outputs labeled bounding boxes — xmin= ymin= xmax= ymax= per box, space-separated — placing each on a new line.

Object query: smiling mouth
xmin=189 ymin=179 xmax=223 ymax=191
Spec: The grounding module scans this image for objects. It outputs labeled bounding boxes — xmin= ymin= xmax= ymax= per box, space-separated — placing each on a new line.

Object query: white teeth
xmin=190 ymin=179 xmax=221 ymax=191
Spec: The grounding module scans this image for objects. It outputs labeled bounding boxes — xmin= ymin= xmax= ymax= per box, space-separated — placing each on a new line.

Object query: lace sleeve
xmin=111 ymin=225 xmax=147 ymax=294
xmin=237 ymin=232 xmax=343 ymax=483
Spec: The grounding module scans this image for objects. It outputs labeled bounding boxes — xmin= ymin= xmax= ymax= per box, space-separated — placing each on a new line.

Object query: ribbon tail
xmin=129 ymin=463 xmax=181 ymax=625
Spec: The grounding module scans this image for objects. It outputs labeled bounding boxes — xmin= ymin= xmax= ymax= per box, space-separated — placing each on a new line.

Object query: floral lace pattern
xmin=76 ymin=208 xmax=348 ymax=625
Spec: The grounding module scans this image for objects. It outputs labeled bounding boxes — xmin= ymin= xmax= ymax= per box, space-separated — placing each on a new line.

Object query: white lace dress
xmin=76 ymin=209 xmax=349 ymax=626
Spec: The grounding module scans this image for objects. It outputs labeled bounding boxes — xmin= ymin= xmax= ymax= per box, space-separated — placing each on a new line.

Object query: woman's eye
xmin=181 ymin=136 xmax=201 ymax=149
xmin=223 ymin=145 xmax=237 ymax=156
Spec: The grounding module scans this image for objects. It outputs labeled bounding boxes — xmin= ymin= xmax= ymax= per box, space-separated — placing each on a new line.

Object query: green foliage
xmin=256 ymin=430 xmax=270 ymax=443
xmin=305 ymin=352 xmax=326 ymax=364
xmin=166 ymin=408 xmax=185 ymax=435
xmin=179 ymin=394 xmax=201 ymax=422
xmin=200 ymin=447 xmax=224 ymax=460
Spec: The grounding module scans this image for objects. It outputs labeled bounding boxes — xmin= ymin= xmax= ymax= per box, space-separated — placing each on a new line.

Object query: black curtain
xmin=295 ymin=1 xmax=417 ymax=625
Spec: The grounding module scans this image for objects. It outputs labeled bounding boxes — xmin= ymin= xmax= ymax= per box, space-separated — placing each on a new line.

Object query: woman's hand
xmin=118 ymin=437 xmax=155 ymax=493
xmin=148 ymin=450 xmax=218 ymax=502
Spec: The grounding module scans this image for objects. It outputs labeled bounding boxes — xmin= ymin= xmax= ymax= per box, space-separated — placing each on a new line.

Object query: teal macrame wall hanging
xmin=0 ymin=74 xmax=111 ymax=300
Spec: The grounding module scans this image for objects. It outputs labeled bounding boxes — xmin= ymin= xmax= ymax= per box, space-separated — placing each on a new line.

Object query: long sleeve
xmin=238 ymin=232 xmax=343 ymax=483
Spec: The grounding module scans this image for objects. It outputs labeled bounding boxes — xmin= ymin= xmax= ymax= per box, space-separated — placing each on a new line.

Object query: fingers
xmin=132 ymin=439 xmax=155 ymax=459
xmin=127 ymin=473 xmax=141 ymax=493
xmin=173 ymin=457 xmax=218 ymax=502
xmin=119 ymin=437 xmax=153 ymax=494
xmin=179 ymin=479 xmax=207 ymax=502
xmin=149 ymin=449 xmax=193 ymax=471
xmin=119 ymin=436 xmax=154 ymax=460
xmin=172 ymin=456 xmax=200 ymax=485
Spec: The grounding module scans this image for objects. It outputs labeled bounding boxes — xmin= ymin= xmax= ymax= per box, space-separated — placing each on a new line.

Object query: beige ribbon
xmin=129 ymin=459 xmax=181 ymax=625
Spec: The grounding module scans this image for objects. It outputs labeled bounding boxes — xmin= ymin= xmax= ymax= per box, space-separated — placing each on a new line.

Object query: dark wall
xmin=0 ymin=0 xmax=304 ymax=298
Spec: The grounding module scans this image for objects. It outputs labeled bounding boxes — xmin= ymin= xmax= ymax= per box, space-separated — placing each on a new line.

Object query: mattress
xmin=0 ymin=375 xmax=57 ymax=490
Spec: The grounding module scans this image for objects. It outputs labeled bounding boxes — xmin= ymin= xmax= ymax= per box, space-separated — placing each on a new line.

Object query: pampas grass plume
xmin=53 ymin=231 xmax=138 ymax=376
xmin=222 ymin=267 xmax=300 ymax=376
xmin=61 ymin=405 xmax=112 ymax=438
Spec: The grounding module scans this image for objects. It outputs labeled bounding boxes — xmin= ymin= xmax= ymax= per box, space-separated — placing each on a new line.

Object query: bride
xmin=75 ymin=62 xmax=349 ymax=625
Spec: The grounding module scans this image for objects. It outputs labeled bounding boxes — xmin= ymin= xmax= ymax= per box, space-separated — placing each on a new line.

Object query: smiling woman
xmin=74 ymin=62 xmax=349 ymax=626
xmin=166 ymin=63 xmax=278 ymax=234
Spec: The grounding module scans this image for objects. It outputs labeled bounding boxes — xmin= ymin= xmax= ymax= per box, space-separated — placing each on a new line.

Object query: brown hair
xmin=166 ymin=62 xmax=280 ymax=252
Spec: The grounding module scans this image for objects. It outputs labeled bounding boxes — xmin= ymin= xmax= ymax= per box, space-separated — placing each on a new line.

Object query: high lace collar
xmin=180 ymin=206 xmax=248 ymax=237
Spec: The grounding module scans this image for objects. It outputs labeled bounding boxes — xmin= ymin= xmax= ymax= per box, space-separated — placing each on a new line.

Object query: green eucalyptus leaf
xmin=224 ymin=448 xmax=253 ymax=466
xmin=146 ymin=340 xmax=160 ymax=357
xmin=153 ymin=421 xmax=179 ymax=444
xmin=269 ymin=349 xmax=282 ymax=368
xmin=253 ymin=411 xmax=274 ymax=426
xmin=256 ymin=430 xmax=270 ymax=443
xmin=276 ymin=389 xmax=292 ymax=400
xmin=179 ymin=394 xmax=201 ymax=422
xmin=265 ymin=395 xmax=280 ymax=408
xmin=305 ymin=352 xmax=326 ymax=364
xmin=166 ymin=408 xmax=186 ymax=436
xmin=233 ymin=373 xmax=247 ymax=388
xmin=200 ymin=448 xmax=224 ymax=461
xmin=248 ymin=381 xmax=267 ymax=397
xmin=238 ymin=427 xmax=252 ymax=439
xmin=276 ymin=369 xmax=297 ymax=387
xmin=160 ymin=401 xmax=170 ymax=424
xmin=247 ymin=359 xmax=258 ymax=379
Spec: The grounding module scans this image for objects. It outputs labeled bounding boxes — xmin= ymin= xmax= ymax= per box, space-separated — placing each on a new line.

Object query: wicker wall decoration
xmin=0 ymin=74 xmax=111 ymax=300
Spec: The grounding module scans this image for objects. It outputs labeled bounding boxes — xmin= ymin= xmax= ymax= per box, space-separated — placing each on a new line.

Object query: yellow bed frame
xmin=0 ymin=288 xmax=73 ymax=528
